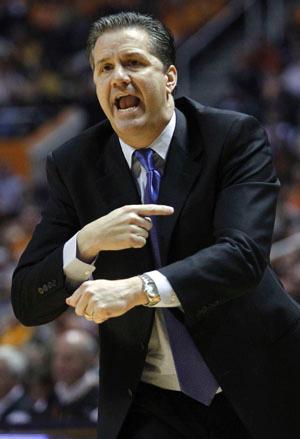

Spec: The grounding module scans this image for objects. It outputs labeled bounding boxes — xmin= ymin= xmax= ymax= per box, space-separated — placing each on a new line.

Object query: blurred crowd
xmin=217 ymin=3 xmax=300 ymax=299
xmin=0 ymin=0 xmax=227 ymax=135
xmin=1 ymin=0 xmax=300 ymax=432
xmin=0 ymin=329 xmax=99 ymax=429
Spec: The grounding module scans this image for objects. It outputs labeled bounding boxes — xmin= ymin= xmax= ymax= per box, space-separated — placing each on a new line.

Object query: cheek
xmin=142 ymin=76 xmax=168 ymax=100
xmin=146 ymin=85 xmax=167 ymax=107
xmin=95 ymin=83 xmax=109 ymax=107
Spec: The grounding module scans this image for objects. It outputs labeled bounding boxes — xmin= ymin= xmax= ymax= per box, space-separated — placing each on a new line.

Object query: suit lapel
xmin=95 ymin=133 xmax=141 ymax=212
xmin=158 ymin=108 xmax=204 ymax=264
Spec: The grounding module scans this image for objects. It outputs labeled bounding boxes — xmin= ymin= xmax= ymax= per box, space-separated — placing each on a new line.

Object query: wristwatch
xmin=139 ymin=274 xmax=161 ymax=306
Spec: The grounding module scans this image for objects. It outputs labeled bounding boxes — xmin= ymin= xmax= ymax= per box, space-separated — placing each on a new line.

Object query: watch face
xmin=140 ymin=274 xmax=161 ymax=306
xmin=146 ymin=287 xmax=161 ymax=305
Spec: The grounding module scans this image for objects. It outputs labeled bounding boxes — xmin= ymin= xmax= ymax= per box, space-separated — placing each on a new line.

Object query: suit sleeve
xmin=159 ymin=115 xmax=280 ymax=319
xmin=11 ymin=152 xmax=80 ymax=326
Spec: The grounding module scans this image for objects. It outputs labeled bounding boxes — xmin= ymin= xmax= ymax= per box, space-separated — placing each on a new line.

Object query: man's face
xmin=92 ymin=27 xmax=177 ymax=147
xmin=52 ymin=340 xmax=90 ymax=387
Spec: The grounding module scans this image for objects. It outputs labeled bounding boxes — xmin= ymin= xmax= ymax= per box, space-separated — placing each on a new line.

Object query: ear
xmin=165 ymin=65 xmax=177 ymax=94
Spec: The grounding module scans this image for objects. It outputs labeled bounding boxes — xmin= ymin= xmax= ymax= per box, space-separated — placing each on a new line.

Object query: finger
xmin=66 ymin=286 xmax=84 ymax=307
xmin=130 ymin=234 xmax=147 ymax=248
xmin=129 ymin=224 xmax=149 ymax=239
xmin=84 ymin=313 xmax=94 ymax=321
xmin=74 ymin=292 xmax=91 ymax=317
xmin=138 ymin=216 xmax=153 ymax=231
xmin=125 ymin=213 xmax=153 ymax=231
xmin=129 ymin=205 xmax=174 ymax=216
xmin=66 ymin=281 xmax=93 ymax=307
xmin=85 ymin=300 xmax=98 ymax=318
xmin=94 ymin=317 xmax=108 ymax=324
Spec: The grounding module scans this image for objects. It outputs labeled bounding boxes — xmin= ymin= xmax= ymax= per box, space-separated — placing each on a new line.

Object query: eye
xmin=102 ymin=64 xmax=113 ymax=72
xmin=97 ymin=63 xmax=113 ymax=74
xmin=127 ymin=59 xmax=141 ymax=68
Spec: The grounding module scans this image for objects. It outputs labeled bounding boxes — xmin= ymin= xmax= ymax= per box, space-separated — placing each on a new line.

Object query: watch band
xmin=139 ymin=273 xmax=161 ymax=307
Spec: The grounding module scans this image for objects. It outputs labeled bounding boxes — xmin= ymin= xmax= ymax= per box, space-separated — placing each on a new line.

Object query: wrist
xmin=77 ymin=227 xmax=99 ymax=262
xmin=126 ymin=276 xmax=148 ymax=306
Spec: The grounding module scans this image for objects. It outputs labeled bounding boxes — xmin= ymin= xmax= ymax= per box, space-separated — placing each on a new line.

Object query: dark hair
xmin=87 ymin=12 xmax=175 ymax=71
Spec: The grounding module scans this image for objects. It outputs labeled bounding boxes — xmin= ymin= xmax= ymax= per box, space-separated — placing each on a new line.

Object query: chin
xmin=115 ymin=120 xmax=147 ymax=137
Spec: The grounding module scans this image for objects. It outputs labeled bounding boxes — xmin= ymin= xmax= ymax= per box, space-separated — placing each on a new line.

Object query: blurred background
xmin=1 ymin=0 xmax=300 ymax=437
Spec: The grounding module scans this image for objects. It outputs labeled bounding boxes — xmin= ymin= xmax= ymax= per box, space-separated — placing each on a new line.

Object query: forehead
xmin=93 ymin=27 xmax=154 ymax=61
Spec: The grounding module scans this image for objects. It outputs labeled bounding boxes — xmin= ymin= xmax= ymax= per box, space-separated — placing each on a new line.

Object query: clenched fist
xmin=66 ymin=276 xmax=146 ymax=324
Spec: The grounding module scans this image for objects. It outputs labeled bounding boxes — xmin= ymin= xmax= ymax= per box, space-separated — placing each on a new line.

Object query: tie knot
xmin=133 ymin=148 xmax=156 ymax=172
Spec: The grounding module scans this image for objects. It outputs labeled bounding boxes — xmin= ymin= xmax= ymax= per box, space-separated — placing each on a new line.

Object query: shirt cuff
xmin=146 ymin=270 xmax=181 ymax=307
xmin=63 ymin=233 xmax=96 ymax=285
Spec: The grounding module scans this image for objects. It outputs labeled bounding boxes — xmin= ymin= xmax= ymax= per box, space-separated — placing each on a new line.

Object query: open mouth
xmin=114 ymin=95 xmax=141 ymax=111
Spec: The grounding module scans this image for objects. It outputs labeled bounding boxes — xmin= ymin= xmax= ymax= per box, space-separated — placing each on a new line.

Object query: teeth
xmin=117 ymin=106 xmax=137 ymax=112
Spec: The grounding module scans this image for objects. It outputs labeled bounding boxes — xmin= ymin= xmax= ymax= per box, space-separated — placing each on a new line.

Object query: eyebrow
xmin=95 ymin=57 xmax=111 ymax=67
xmin=95 ymin=51 xmax=148 ymax=67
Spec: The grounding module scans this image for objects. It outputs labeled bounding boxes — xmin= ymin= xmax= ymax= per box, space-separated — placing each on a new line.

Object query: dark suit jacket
xmin=12 ymin=97 xmax=300 ymax=439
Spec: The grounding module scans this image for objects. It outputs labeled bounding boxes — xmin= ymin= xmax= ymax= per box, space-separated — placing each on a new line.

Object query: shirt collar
xmin=119 ymin=111 xmax=176 ymax=167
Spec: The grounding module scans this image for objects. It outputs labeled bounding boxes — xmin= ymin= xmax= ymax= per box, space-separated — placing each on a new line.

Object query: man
xmin=31 ymin=329 xmax=98 ymax=427
xmin=11 ymin=11 xmax=300 ymax=439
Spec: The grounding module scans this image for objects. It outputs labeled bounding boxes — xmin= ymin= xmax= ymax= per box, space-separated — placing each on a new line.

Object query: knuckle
xmin=128 ymin=212 xmax=137 ymax=223
xmin=90 ymin=296 xmax=97 ymax=305
xmin=129 ymin=235 xmax=138 ymax=246
xmin=83 ymin=289 xmax=92 ymax=299
xmin=122 ymin=205 xmax=131 ymax=213
xmin=135 ymin=237 xmax=146 ymax=248
xmin=129 ymin=224 xmax=137 ymax=232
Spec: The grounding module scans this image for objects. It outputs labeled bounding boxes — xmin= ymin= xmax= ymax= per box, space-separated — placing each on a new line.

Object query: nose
xmin=111 ymin=64 xmax=130 ymax=87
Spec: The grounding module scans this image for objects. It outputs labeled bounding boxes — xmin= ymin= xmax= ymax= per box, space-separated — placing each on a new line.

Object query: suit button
xmin=38 ymin=287 xmax=44 ymax=295
xmin=128 ymin=388 xmax=133 ymax=398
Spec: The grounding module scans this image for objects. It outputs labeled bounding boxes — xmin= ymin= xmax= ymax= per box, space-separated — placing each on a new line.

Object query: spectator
xmin=32 ymin=329 xmax=99 ymax=427
xmin=0 ymin=345 xmax=32 ymax=427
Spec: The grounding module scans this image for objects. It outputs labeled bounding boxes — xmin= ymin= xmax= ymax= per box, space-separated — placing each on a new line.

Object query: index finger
xmin=131 ymin=204 xmax=174 ymax=216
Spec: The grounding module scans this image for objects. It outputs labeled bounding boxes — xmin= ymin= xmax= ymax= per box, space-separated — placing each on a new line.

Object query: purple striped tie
xmin=133 ymin=148 xmax=219 ymax=406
